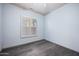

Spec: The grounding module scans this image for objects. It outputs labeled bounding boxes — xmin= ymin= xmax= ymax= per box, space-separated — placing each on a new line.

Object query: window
xmin=21 ymin=16 xmax=37 ymax=38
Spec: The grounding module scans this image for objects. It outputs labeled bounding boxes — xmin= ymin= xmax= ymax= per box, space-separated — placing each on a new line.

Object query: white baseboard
xmin=45 ymin=39 xmax=79 ymax=53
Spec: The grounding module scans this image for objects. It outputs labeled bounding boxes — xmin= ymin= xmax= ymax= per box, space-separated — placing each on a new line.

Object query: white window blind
xmin=21 ymin=16 xmax=37 ymax=38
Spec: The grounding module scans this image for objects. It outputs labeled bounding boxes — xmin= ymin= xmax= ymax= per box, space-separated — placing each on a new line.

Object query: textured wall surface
xmin=45 ymin=4 xmax=79 ymax=52
xmin=2 ymin=4 xmax=44 ymax=49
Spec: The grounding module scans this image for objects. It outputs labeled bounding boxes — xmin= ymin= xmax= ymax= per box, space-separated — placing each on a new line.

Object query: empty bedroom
xmin=0 ymin=3 xmax=79 ymax=56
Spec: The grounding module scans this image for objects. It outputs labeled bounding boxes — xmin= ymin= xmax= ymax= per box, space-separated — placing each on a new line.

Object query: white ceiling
xmin=12 ymin=3 xmax=65 ymax=15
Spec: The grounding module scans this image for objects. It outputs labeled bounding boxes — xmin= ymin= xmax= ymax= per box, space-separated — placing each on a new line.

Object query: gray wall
xmin=45 ymin=4 xmax=79 ymax=52
xmin=2 ymin=4 xmax=44 ymax=49
xmin=0 ymin=4 xmax=2 ymax=51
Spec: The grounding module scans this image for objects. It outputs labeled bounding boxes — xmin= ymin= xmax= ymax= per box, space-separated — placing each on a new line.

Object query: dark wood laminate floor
xmin=0 ymin=40 xmax=79 ymax=56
